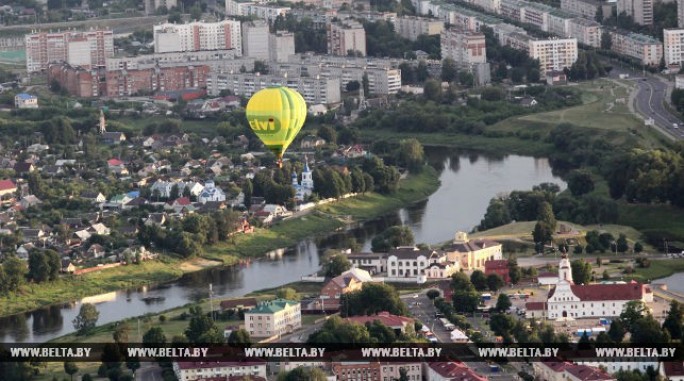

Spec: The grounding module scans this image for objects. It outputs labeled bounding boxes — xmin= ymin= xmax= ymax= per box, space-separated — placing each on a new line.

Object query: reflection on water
xmin=0 ymin=148 xmax=565 ymax=343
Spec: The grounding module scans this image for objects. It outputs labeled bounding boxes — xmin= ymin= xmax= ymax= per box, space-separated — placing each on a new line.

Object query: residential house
xmin=13 ymin=162 xmax=35 ymax=174
xmin=80 ymin=191 xmax=106 ymax=203
xmin=105 ymin=194 xmax=133 ymax=209
xmin=345 ymin=311 xmax=415 ymax=335
xmin=173 ymin=361 xmax=267 ymax=381
xmin=19 ymin=195 xmax=42 ymax=210
xmin=18 ymin=227 xmax=45 ymax=243
xmin=424 ymin=261 xmax=460 ymax=279
xmin=166 ymin=197 xmax=193 ymax=213
xmin=89 ymin=223 xmax=111 ymax=236
xmin=219 ymin=297 xmax=258 ymax=312
xmin=0 ymin=180 xmax=17 ymax=198
xmin=14 ymin=93 xmax=38 ymax=109
xmin=484 ymin=259 xmax=511 ymax=283
xmin=71 ymin=230 xmax=92 ymax=246
xmin=427 ymin=361 xmax=488 ymax=381
xmin=101 ymin=132 xmax=127 ymax=145
xmin=123 ymin=197 xmax=149 ymax=210
xmin=244 ymin=299 xmax=302 ymax=338
xmin=300 ymin=135 xmax=326 ymax=149
xmin=525 ymin=301 xmax=547 ymax=319
xmin=312 ymin=268 xmax=373 ymax=311
xmin=86 ymin=243 xmax=105 ymax=259
xmin=520 ymin=96 xmax=538 ymax=107
xmin=107 ymin=159 xmax=129 ymax=176
xmin=61 ymin=259 xmax=76 ymax=273
xmin=144 ymin=213 xmax=167 ymax=226
xmin=232 ymin=135 xmax=249 ymax=149
xmin=534 ymin=361 xmax=615 ymax=381
xmin=198 ymin=181 xmax=226 ymax=204
xmin=16 ymin=243 xmax=34 ymax=260
xmin=42 ymin=165 xmax=63 ymax=177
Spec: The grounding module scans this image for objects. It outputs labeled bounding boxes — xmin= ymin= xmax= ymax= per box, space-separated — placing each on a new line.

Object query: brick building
xmin=484 ymin=259 xmax=510 ymax=284
xmin=47 ymin=63 xmax=103 ymax=98
xmin=105 ymin=65 xmax=209 ymax=97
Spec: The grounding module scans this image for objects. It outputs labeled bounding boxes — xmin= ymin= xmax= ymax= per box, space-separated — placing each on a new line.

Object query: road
xmin=401 ymin=292 xmax=516 ymax=381
xmin=608 ymin=65 xmax=684 ymax=140
xmin=136 ymin=362 xmax=162 ymax=381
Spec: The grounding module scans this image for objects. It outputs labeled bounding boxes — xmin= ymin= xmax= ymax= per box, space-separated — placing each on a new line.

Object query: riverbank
xmin=0 ymin=167 xmax=441 ymax=318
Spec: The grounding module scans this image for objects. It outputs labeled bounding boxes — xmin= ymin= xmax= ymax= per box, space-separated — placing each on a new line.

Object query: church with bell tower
xmin=292 ymin=157 xmax=314 ymax=202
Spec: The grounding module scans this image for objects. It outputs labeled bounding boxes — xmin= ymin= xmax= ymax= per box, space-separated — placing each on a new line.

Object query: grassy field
xmin=618 ymin=203 xmax=684 ymax=241
xmin=624 ymin=259 xmax=684 ymax=282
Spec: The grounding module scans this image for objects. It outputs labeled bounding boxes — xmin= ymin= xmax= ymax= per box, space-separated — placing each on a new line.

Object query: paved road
xmin=136 ymin=362 xmax=162 ymax=381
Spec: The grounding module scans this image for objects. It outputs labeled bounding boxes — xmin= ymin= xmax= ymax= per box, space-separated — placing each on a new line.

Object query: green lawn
xmin=625 ymin=259 xmax=684 ymax=281
xmin=618 ymin=203 xmax=684 ymax=241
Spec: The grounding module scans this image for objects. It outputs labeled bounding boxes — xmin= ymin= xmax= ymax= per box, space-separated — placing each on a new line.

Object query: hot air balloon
xmin=245 ymin=87 xmax=307 ymax=168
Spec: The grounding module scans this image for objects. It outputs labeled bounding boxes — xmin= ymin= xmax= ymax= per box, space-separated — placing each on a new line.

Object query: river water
xmin=0 ymin=148 xmax=565 ymax=343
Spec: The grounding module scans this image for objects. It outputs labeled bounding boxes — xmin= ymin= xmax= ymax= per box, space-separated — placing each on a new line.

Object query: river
xmin=0 ymin=148 xmax=565 ymax=343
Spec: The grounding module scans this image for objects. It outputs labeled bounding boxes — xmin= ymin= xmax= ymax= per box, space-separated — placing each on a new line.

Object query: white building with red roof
xmin=661 ymin=361 xmax=684 ymax=381
xmin=546 ymin=255 xmax=653 ymax=319
xmin=345 ymin=311 xmax=415 ymax=335
xmin=534 ymin=361 xmax=615 ymax=381
xmin=427 ymin=361 xmax=488 ymax=381
xmin=172 ymin=361 xmax=267 ymax=381
xmin=0 ymin=179 xmax=17 ymax=197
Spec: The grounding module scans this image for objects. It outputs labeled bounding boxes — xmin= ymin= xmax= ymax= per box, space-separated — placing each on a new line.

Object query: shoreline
xmin=0 ymin=167 xmax=441 ymax=320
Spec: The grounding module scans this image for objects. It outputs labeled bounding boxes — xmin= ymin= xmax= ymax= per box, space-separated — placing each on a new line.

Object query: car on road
xmin=674 ymin=123 xmax=680 ymax=129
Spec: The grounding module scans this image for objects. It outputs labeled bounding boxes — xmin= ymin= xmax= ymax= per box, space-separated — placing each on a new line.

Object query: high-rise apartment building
xmin=528 ymin=38 xmax=578 ymax=74
xmin=617 ymin=0 xmax=653 ymax=26
xmin=393 ymin=16 xmax=444 ymax=41
xmin=327 ymin=20 xmax=367 ymax=56
xmin=609 ymin=29 xmax=662 ymax=65
xmin=269 ymin=31 xmax=295 ymax=62
xmin=25 ymin=29 xmax=113 ymax=73
xmin=153 ymin=20 xmax=242 ymax=55
xmin=440 ymin=29 xmax=487 ymax=67
xmin=241 ymin=20 xmax=270 ymax=59
xmin=664 ymin=29 xmax=684 ymax=66
xmin=560 ymin=0 xmax=612 ymax=21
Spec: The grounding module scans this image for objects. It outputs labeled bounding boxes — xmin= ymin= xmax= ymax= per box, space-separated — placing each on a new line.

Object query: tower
xmin=301 ymin=157 xmax=313 ymax=191
xmin=98 ymin=109 xmax=106 ymax=134
xmin=558 ymin=254 xmax=573 ymax=284
xmin=291 ymin=170 xmax=299 ymax=187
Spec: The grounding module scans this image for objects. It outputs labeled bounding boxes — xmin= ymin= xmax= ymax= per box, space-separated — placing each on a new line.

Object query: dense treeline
xmin=363 ymin=21 xmax=440 ymax=59
xmin=272 ymin=14 xmax=327 ymax=53
xmin=353 ymin=88 xmax=581 ymax=135
xmin=481 ymin=26 xmax=541 ymax=83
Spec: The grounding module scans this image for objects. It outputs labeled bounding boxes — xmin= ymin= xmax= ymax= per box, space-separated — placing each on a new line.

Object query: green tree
xmin=663 ymin=300 xmax=683 ymax=340
xmin=630 ymin=316 xmax=670 ymax=344
xmin=73 ymin=303 xmax=99 ymax=335
xmin=452 ymin=291 xmax=481 ymax=313
xmin=28 ymin=251 xmax=50 ymax=283
xmin=317 ymin=125 xmax=337 ymax=145
xmin=616 ymin=234 xmax=629 ymax=253
xmin=126 ymin=358 xmax=140 ymax=376
xmin=451 ymin=271 xmax=475 ymax=292
xmin=441 ymin=58 xmax=458 ymax=82
xmin=620 ymin=301 xmax=649 ymax=332
xmin=242 ymin=179 xmax=253 ymax=209
xmin=426 ymin=289 xmax=440 ymax=300
xmin=3 ymin=256 xmax=26 ymax=292
xmin=340 ymin=283 xmax=408 ymax=317
xmin=362 ymin=73 xmax=370 ymax=96
xmin=322 ymin=252 xmax=352 ymax=277
xmin=486 ymin=274 xmax=504 ymax=292
xmin=113 ymin=322 xmax=130 ymax=344
xmin=143 ymin=327 xmax=167 ymax=345
xmin=533 ymin=221 xmax=553 ymax=246
xmin=571 ymin=260 xmax=592 ymax=285
xmin=538 ymin=201 xmax=556 ymax=232
xmin=496 ymin=293 xmax=512 ymax=312
xmin=278 ymin=366 xmax=328 ymax=381
xmin=423 ymin=79 xmax=442 ymax=102
xmin=508 ymin=258 xmax=521 ymax=285
xmin=490 ymin=313 xmax=516 ymax=336
xmin=470 ymin=270 xmax=487 ymax=291
xmin=227 ymin=329 xmax=252 ymax=345
xmin=371 ymin=226 xmax=414 ymax=252
xmin=634 ymin=242 xmax=644 ymax=253
xmin=479 ymin=199 xmax=512 ymax=231
xmin=185 ymin=306 xmax=223 ymax=343
xmin=608 ymin=319 xmax=626 ymax=343
xmin=276 ymin=287 xmax=299 ymax=300
xmin=567 ymin=170 xmax=595 ymax=196
xmin=397 ymin=138 xmax=425 ymax=173
xmin=601 ymin=31 xmax=612 ymax=50
xmin=64 ymin=362 xmax=78 ymax=381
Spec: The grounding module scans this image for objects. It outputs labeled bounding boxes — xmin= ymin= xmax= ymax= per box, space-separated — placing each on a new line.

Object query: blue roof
xmin=16 ymin=93 xmax=35 ymax=100
xmin=127 ymin=191 xmax=140 ymax=198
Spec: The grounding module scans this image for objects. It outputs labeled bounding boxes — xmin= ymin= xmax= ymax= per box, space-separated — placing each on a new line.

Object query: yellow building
xmin=443 ymin=231 xmax=502 ymax=271
xmin=244 ymin=299 xmax=301 ymax=338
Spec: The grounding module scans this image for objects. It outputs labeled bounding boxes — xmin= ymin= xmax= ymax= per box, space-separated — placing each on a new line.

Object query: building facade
xmin=173 ymin=361 xmax=267 ymax=381
xmin=664 ymin=28 xmax=684 ymax=66
xmin=153 ymin=20 xmax=242 ymax=55
xmin=443 ymin=232 xmax=502 ymax=271
xmin=546 ymin=255 xmax=654 ymax=319
xmin=14 ymin=93 xmax=38 ymax=109
xmin=440 ymin=29 xmax=487 ymax=67
xmin=528 ymin=38 xmax=578 ymax=74
xmin=207 ymin=72 xmax=341 ymax=104
xmin=292 ymin=159 xmax=314 ymax=201
xmin=105 ymin=65 xmax=209 ymax=97
xmin=567 ymin=18 xmax=602 ymax=48
xmin=609 ymin=30 xmax=663 ymax=65
xmin=617 ymin=0 xmax=653 ymax=25
xmin=427 ymin=361 xmax=488 ymax=381
xmin=327 ymin=20 xmax=367 ymax=56
xmin=269 ymin=31 xmax=296 ymax=62
xmin=144 ymin=0 xmax=177 ymax=15
xmin=393 ymin=16 xmax=444 ymax=41
xmin=560 ymin=0 xmax=612 ymax=21
xmin=25 ymin=29 xmax=113 ymax=72
xmin=244 ymin=299 xmax=301 ymax=338
xmin=241 ymin=20 xmax=269 ymax=59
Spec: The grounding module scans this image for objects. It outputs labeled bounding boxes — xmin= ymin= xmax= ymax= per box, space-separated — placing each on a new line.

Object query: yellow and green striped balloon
xmin=245 ymin=87 xmax=307 ymax=168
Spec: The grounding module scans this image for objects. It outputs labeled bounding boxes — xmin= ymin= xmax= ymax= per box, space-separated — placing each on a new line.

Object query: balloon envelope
xmin=245 ymin=87 xmax=307 ymax=166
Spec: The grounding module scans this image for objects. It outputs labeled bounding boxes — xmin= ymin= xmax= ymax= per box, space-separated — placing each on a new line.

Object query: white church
xmin=292 ymin=159 xmax=314 ymax=202
xmin=544 ymin=255 xmax=653 ymax=319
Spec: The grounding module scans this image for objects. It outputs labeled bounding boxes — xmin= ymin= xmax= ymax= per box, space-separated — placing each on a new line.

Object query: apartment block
xmin=144 ymin=0 xmax=177 ymax=15
xmin=207 ymin=72 xmax=341 ymax=104
xmin=25 ymin=29 xmax=113 ymax=73
xmin=244 ymin=299 xmax=301 ymax=338
xmin=609 ymin=29 xmax=663 ymax=65
xmin=664 ymin=28 xmax=684 ymax=65
xmin=393 ymin=16 xmax=444 ymax=41
xmin=269 ymin=31 xmax=296 ymax=62
xmin=153 ymin=20 xmax=242 ymax=55
xmin=440 ymin=29 xmax=487 ymax=67
xmin=560 ymin=0 xmax=613 ymax=21
xmin=327 ymin=20 xmax=367 ymax=56
xmin=468 ymin=0 xmax=502 ymax=13
xmin=173 ymin=361 xmax=267 ymax=381
xmin=568 ymin=17 xmax=602 ymax=47
xmin=529 ymin=38 xmax=578 ymax=74
xmin=105 ymin=65 xmax=210 ymax=97
xmin=332 ymin=362 xmax=423 ymax=381
xmin=521 ymin=2 xmax=552 ymax=32
xmin=226 ymin=0 xmax=290 ymax=21
xmin=548 ymin=11 xmax=573 ymax=37
xmin=617 ymin=0 xmax=653 ymax=25
xmin=106 ymin=49 xmax=253 ymax=72
xmin=500 ymin=0 xmax=524 ymax=21
xmin=242 ymin=20 xmax=269 ymax=60
xmin=47 ymin=63 xmax=103 ymax=97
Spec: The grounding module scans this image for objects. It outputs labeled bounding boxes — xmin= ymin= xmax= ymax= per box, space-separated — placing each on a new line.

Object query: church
xmin=292 ymin=159 xmax=314 ymax=202
xmin=545 ymin=255 xmax=653 ymax=319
